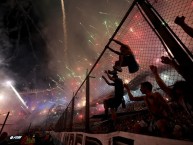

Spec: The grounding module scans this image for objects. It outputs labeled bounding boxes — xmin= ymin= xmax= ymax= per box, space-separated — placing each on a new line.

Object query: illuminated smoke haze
xmin=0 ymin=0 xmax=130 ymax=135
xmin=0 ymin=0 xmax=191 ymax=135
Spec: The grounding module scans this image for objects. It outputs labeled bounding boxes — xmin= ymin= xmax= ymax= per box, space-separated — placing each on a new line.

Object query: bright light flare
xmin=8 ymin=83 xmax=28 ymax=109
xmin=5 ymin=80 xmax=14 ymax=87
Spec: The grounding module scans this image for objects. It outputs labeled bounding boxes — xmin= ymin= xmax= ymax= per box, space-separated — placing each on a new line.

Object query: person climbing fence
xmin=106 ymin=39 xmax=139 ymax=74
xmin=102 ymin=70 xmax=124 ymax=121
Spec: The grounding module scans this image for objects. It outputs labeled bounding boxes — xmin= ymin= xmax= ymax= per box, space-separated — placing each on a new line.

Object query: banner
xmin=50 ymin=131 xmax=192 ymax=145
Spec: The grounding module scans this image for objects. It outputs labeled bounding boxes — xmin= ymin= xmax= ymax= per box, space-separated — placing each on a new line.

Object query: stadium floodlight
xmin=6 ymin=81 xmax=12 ymax=85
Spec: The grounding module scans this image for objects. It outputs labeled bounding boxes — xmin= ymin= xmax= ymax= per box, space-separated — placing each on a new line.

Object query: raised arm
xmin=149 ymin=65 xmax=172 ymax=96
xmin=104 ymin=70 xmax=116 ymax=81
xmin=102 ymin=75 xmax=114 ymax=86
xmin=161 ymin=56 xmax=184 ymax=77
xmin=124 ymin=84 xmax=144 ymax=101
xmin=175 ymin=16 xmax=193 ymax=38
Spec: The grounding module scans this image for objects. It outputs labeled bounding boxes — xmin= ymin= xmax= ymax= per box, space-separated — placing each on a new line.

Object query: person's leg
xmin=113 ymin=58 xmax=122 ymax=72
xmin=120 ymin=56 xmax=129 ymax=66
xmin=112 ymin=51 xmax=139 ymax=73
xmin=114 ymin=60 xmax=121 ymax=67
xmin=119 ymin=55 xmax=123 ymax=66
xmin=127 ymin=55 xmax=139 ymax=73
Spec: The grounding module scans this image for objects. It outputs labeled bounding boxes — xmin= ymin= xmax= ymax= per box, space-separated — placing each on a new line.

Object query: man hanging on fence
xmin=102 ymin=70 xmax=124 ymax=121
xmin=106 ymin=39 xmax=139 ymax=74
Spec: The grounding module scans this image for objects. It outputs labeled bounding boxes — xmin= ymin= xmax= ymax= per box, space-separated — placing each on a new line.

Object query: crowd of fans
xmin=90 ymin=59 xmax=193 ymax=140
xmin=90 ymin=15 xmax=193 ymax=140
xmin=91 ymin=103 xmax=192 ymax=141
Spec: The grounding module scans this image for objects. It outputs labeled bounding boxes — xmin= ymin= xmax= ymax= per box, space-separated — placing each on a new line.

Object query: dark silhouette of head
xmin=0 ymin=132 xmax=8 ymax=141
xmin=140 ymin=81 xmax=153 ymax=94
xmin=172 ymin=81 xmax=192 ymax=105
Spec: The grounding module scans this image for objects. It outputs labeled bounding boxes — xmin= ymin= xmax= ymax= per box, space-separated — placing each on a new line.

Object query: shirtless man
xmin=150 ymin=65 xmax=193 ymax=119
xmin=124 ymin=82 xmax=170 ymax=136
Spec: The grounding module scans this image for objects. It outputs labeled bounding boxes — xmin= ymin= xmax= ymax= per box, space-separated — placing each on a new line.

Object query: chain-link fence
xmin=55 ymin=0 xmax=193 ymax=134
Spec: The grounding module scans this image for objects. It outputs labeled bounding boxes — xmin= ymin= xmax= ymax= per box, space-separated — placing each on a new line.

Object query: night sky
xmin=0 ymin=0 xmax=130 ymax=91
xmin=0 ymin=0 xmax=52 ymax=90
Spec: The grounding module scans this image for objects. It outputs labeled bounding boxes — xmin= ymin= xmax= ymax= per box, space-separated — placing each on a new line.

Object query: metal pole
xmin=27 ymin=122 xmax=32 ymax=133
xmin=0 ymin=112 xmax=10 ymax=135
xmin=69 ymin=93 xmax=75 ymax=131
xmin=64 ymin=108 xmax=68 ymax=131
xmin=85 ymin=70 xmax=90 ymax=132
